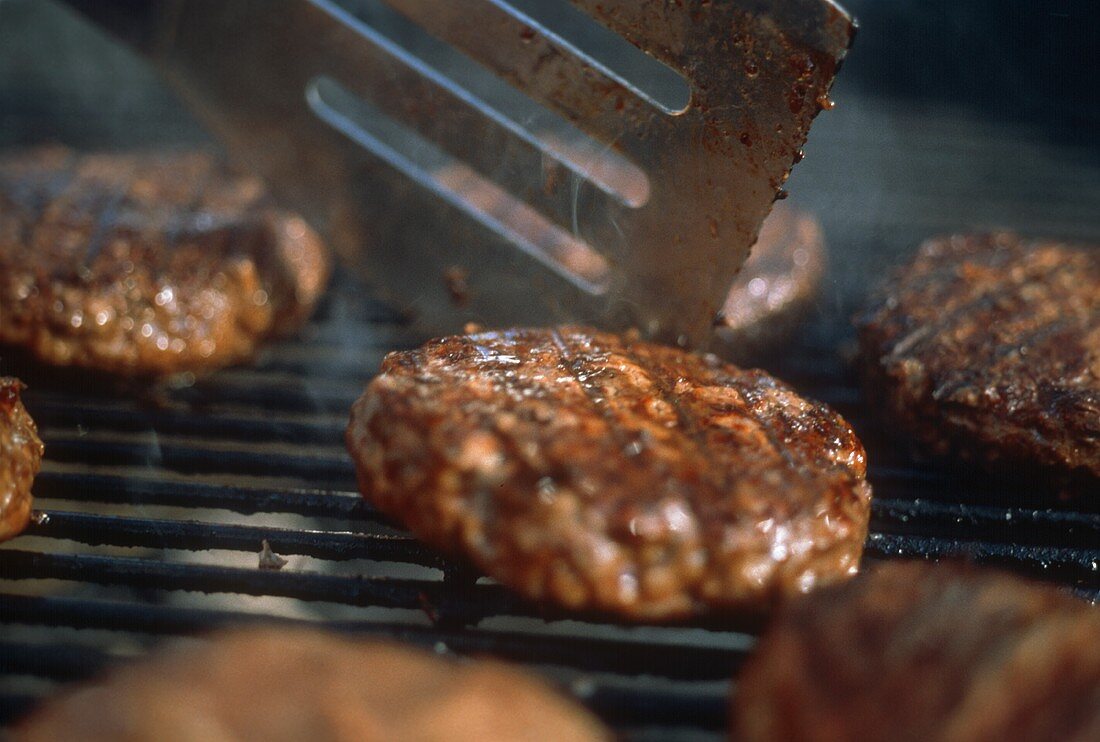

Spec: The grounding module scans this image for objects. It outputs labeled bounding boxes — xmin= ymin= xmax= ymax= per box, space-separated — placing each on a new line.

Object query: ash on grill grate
xmin=1 ymin=274 xmax=1097 ymax=741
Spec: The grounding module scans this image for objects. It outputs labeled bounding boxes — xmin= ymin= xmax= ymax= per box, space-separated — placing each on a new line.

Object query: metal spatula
xmin=56 ymin=0 xmax=853 ymax=349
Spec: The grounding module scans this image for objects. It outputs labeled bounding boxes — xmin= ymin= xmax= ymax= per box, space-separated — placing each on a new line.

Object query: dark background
xmin=844 ymin=0 xmax=1097 ymax=145
xmin=0 ymin=0 xmax=1096 ymax=334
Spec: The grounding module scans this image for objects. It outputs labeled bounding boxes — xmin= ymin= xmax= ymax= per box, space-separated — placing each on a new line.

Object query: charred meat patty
xmin=346 ymin=327 xmax=872 ymax=621
xmin=0 ymin=377 xmax=43 ymax=542
xmin=15 ymin=628 xmax=611 ymax=742
xmin=734 ymin=561 xmax=1100 ymax=742
xmin=713 ymin=201 xmax=825 ymax=363
xmin=0 ymin=147 xmax=330 ymax=377
xmin=855 ymin=232 xmax=1099 ymax=484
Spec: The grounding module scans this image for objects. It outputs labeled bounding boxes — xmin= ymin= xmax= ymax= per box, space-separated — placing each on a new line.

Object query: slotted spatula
xmin=56 ymin=0 xmax=853 ymax=349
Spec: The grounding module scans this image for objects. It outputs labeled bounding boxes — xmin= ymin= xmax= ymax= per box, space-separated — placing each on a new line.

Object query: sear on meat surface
xmin=0 ymin=377 xmax=43 ymax=542
xmin=0 ymin=146 xmax=330 ymax=377
xmin=855 ymin=232 xmax=1099 ymax=487
xmin=733 ymin=561 xmax=1100 ymax=742
xmin=712 ymin=201 xmax=825 ymax=364
xmin=14 ymin=627 xmax=611 ymax=742
xmin=346 ymin=327 xmax=872 ymax=622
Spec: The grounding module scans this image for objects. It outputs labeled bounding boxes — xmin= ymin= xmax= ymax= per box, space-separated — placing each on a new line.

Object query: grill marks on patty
xmin=0 ymin=147 xmax=330 ymax=377
xmin=347 ymin=327 xmax=872 ymax=621
xmin=855 ymin=232 xmax=1099 ymax=484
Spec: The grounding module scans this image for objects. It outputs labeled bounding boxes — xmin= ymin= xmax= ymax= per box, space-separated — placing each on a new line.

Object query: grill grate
xmin=1 ymin=277 xmax=1097 ymax=741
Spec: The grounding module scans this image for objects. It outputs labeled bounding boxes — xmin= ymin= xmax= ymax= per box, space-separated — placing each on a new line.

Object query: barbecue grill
xmin=1 ymin=1 xmax=1098 ymax=740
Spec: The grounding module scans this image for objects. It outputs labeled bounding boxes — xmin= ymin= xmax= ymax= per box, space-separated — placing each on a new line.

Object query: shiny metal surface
xmin=56 ymin=0 xmax=852 ymax=349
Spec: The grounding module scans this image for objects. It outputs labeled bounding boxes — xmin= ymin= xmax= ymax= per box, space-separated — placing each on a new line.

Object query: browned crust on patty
xmin=0 ymin=377 xmax=43 ymax=542
xmin=346 ymin=327 xmax=872 ymax=621
xmin=733 ymin=561 xmax=1100 ymax=742
xmin=854 ymin=232 xmax=1100 ymax=484
xmin=0 ymin=147 xmax=330 ymax=377
xmin=15 ymin=628 xmax=610 ymax=742
xmin=712 ymin=202 xmax=826 ymax=363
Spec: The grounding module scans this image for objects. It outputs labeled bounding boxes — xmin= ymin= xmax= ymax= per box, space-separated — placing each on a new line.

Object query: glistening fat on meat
xmin=346 ymin=326 xmax=872 ymax=621
xmin=0 ymin=377 xmax=43 ymax=542
xmin=0 ymin=147 xmax=330 ymax=378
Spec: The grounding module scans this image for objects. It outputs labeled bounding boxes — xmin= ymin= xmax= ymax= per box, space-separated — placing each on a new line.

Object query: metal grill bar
xmin=39 ymin=438 xmax=356 ymax=485
xmin=31 ymin=472 xmax=372 ymax=519
xmin=173 ymin=378 xmax=363 ymax=414
xmin=865 ymin=534 xmax=1099 ymax=595
xmin=45 ymin=429 xmax=1085 ymax=513
xmin=32 ymin=470 xmax=1100 ymax=551
xmin=29 ymin=398 xmax=346 ymax=444
xmin=1 ymin=550 xmax=484 ymax=616
xmin=31 ymin=471 xmax=1100 ymax=566
xmin=13 ymin=493 xmax=1095 ymax=598
xmin=0 ymin=593 xmax=748 ymax=681
xmin=0 ymin=549 xmax=776 ymax=631
xmin=22 ymin=506 xmax=1098 ymax=588
xmin=24 ymin=511 xmax=446 ymax=567
xmin=253 ymin=353 xmax=394 ymax=381
xmin=0 ymin=595 xmax=747 ymax=681
xmin=871 ymin=498 xmax=1100 ymax=549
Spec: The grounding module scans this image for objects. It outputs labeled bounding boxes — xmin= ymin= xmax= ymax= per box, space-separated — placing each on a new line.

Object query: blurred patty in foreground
xmin=735 ymin=561 xmax=1100 ymax=741
xmin=15 ymin=628 xmax=611 ymax=742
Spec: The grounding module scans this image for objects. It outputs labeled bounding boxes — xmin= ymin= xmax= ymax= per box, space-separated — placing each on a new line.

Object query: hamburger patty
xmin=0 ymin=378 xmax=43 ymax=542
xmin=733 ymin=561 xmax=1100 ymax=741
xmin=855 ymin=233 xmax=1099 ymax=484
xmin=713 ymin=202 xmax=825 ymax=363
xmin=15 ymin=628 xmax=610 ymax=742
xmin=346 ymin=327 xmax=872 ymax=621
xmin=0 ymin=147 xmax=330 ymax=377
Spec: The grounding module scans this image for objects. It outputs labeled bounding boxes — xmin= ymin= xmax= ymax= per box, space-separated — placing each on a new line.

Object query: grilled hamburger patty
xmin=733 ymin=561 xmax=1100 ymax=741
xmin=0 ymin=147 xmax=329 ymax=377
xmin=713 ymin=202 xmax=825 ymax=363
xmin=346 ymin=327 xmax=872 ymax=621
xmin=0 ymin=378 xmax=43 ymax=542
xmin=15 ymin=628 xmax=610 ymax=742
xmin=855 ymin=232 xmax=1099 ymax=483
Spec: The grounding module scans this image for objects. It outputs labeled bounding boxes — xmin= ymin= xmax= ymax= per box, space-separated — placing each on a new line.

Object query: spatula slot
xmin=502 ymin=0 xmax=691 ymax=116
xmin=331 ymin=0 xmax=650 ymax=211
xmin=307 ymin=75 xmax=611 ymax=294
